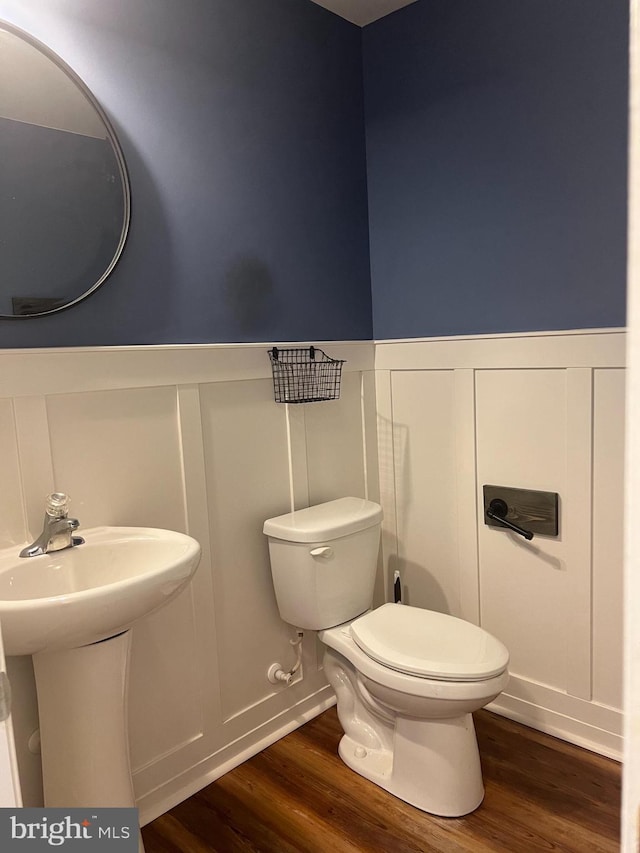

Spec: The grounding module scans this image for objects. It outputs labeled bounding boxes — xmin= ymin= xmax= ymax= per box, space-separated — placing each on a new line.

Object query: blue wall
xmin=0 ymin=0 xmax=630 ymax=346
xmin=363 ymin=0 xmax=628 ymax=339
xmin=0 ymin=0 xmax=372 ymax=346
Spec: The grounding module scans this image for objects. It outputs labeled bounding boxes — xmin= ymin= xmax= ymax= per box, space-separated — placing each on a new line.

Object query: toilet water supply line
xmin=270 ymin=572 xmax=400 ymax=687
xmin=268 ymin=631 xmax=304 ymax=685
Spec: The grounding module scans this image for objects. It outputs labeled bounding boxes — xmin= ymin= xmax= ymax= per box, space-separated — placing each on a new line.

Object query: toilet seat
xmin=320 ymin=616 xmax=510 ymax=703
xmin=350 ymin=603 xmax=509 ymax=682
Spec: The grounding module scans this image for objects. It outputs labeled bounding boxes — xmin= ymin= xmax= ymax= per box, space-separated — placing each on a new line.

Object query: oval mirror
xmin=0 ymin=22 xmax=130 ymax=318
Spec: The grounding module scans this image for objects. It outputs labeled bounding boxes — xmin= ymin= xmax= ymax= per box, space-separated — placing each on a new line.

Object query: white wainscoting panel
xmin=592 ymin=369 xmax=625 ymax=710
xmin=285 ymin=403 xmax=310 ymax=512
xmin=44 ymin=386 xmax=203 ymax=773
xmin=45 ymin=386 xmax=186 ymax=530
xmin=374 ymin=370 xmax=398 ymax=602
xmin=12 ymin=397 xmax=53 ymax=543
xmin=476 ymin=369 xmax=574 ymax=692
xmin=305 ymin=370 xmax=368 ymax=506
xmin=361 ymin=371 xmax=384 ymax=607
xmin=0 ymin=400 xmax=26 ymax=548
xmin=563 ymin=368 xmax=594 ymax=700
xmin=200 ymin=378 xmax=301 ymax=725
xmin=390 ymin=371 xmax=461 ymax=615
xmin=453 ymin=370 xmax=481 ymax=625
xmin=0 ymin=341 xmax=374 ymax=822
xmin=0 ymin=332 xmax=622 ymax=812
xmin=375 ymin=330 xmax=625 ymax=758
xmin=361 ymin=371 xmax=381 ymax=505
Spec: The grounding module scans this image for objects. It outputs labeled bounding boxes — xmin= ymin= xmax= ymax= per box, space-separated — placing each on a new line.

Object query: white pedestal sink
xmin=0 ymin=527 xmax=201 ymax=848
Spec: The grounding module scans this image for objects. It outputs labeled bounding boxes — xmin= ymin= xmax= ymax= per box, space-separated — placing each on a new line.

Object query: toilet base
xmin=323 ymin=645 xmax=488 ymax=817
xmin=337 ymin=712 xmax=484 ymax=818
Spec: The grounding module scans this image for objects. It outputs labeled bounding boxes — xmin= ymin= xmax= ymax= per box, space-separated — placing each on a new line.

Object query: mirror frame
xmin=0 ymin=20 xmax=131 ymax=319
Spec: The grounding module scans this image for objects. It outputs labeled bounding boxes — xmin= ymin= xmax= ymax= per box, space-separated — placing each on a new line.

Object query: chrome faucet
xmin=20 ymin=493 xmax=84 ymax=558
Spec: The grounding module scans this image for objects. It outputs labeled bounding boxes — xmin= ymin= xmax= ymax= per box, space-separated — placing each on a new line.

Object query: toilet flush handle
xmin=486 ymin=498 xmax=534 ymax=541
xmin=310 ymin=546 xmax=333 ymax=558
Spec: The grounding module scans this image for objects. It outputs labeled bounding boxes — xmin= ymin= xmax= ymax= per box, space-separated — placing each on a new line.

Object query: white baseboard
xmin=488 ymin=693 xmax=622 ymax=761
xmin=138 ymin=686 xmax=337 ymax=826
xmin=138 ymin=677 xmax=620 ymax=830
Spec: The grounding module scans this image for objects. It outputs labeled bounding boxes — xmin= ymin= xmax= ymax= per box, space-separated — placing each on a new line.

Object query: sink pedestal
xmin=33 ymin=630 xmax=144 ymax=851
xmin=0 ymin=525 xmax=201 ymax=853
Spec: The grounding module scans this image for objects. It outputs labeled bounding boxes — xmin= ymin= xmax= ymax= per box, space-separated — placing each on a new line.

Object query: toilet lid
xmin=350 ymin=603 xmax=509 ymax=681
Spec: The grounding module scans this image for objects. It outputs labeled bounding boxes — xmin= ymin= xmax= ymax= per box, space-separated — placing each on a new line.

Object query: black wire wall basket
xmin=268 ymin=346 xmax=345 ymax=404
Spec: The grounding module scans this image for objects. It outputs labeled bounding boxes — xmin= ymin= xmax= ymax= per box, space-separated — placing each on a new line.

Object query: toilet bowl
xmin=263 ymin=497 xmax=510 ymax=817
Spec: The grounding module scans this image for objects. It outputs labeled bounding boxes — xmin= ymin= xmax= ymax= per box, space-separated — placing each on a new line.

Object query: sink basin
xmin=0 ymin=526 xmax=201 ymax=655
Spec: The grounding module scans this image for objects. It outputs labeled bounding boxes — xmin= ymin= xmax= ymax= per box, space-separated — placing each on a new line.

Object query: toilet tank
xmin=263 ymin=497 xmax=383 ymax=630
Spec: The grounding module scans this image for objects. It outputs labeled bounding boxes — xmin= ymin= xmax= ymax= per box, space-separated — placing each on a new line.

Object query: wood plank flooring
xmin=141 ymin=708 xmax=620 ymax=853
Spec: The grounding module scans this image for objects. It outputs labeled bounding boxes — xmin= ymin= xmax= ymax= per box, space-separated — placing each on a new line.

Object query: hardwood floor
xmin=142 ymin=708 xmax=621 ymax=853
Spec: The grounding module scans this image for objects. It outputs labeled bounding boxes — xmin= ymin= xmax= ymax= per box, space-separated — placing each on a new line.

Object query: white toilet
xmin=263 ymin=496 xmax=509 ymax=817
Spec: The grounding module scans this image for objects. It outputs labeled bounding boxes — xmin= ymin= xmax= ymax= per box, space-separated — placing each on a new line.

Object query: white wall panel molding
xmin=0 ymin=341 xmax=374 ymax=399
xmin=361 ymin=372 xmax=385 ymax=606
xmin=453 ymin=370 xmax=480 ymax=625
xmin=285 ymin=403 xmax=309 ymax=512
xmin=374 ymin=370 xmax=400 ymax=602
xmin=361 ymin=372 xmax=381 ymax=505
xmin=375 ymin=328 xmax=625 ymax=371
xmin=0 ymin=399 xmax=28 ymax=547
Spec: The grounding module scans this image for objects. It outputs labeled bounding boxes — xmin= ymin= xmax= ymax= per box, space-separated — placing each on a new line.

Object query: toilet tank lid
xmin=263 ymin=497 xmax=383 ymax=543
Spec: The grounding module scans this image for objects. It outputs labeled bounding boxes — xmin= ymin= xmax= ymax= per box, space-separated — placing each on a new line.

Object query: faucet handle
xmin=46 ymin=492 xmax=70 ymax=518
